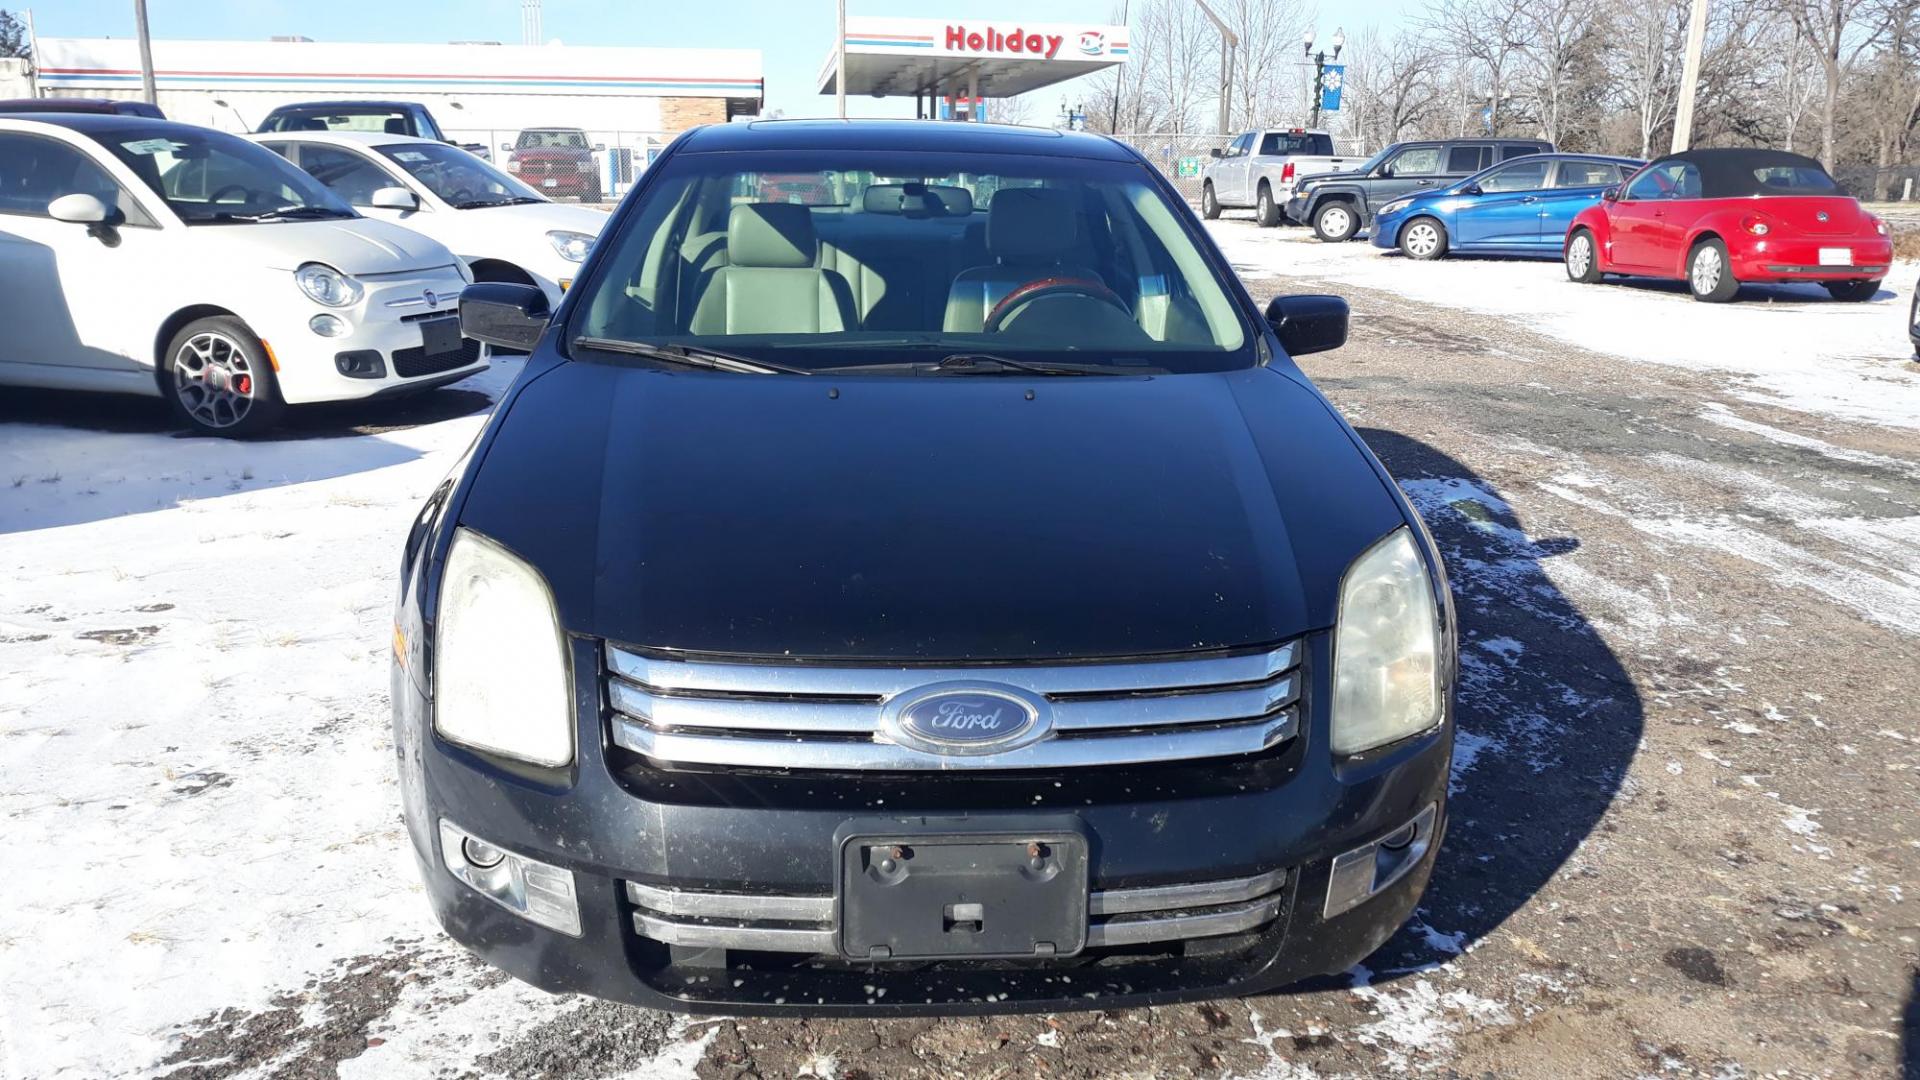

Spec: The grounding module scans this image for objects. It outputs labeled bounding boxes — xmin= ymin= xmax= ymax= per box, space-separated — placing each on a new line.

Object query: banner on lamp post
xmin=1319 ymin=64 xmax=1344 ymax=113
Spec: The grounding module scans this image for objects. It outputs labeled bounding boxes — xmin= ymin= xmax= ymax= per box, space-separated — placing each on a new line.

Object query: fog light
xmin=309 ymin=313 xmax=349 ymax=337
xmin=333 ymin=350 xmax=386 ymax=379
xmin=1324 ymin=803 xmax=1437 ymax=919
xmin=438 ymin=819 xmax=581 ymax=936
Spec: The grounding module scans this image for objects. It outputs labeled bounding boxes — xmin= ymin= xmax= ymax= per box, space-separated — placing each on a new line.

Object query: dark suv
xmin=397 ymin=119 xmax=1456 ymax=1017
xmin=1288 ymin=138 xmax=1553 ymax=242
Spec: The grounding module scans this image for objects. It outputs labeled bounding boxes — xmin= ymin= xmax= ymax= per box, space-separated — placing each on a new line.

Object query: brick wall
xmin=660 ymin=97 xmax=729 ymax=134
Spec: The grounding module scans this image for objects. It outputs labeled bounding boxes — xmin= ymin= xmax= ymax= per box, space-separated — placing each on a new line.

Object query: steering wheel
xmin=207 ymin=183 xmax=252 ymax=205
xmin=985 ymin=277 xmax=1130 ymax=333
xmin=446 ymin=188 xmax=476 ymax=205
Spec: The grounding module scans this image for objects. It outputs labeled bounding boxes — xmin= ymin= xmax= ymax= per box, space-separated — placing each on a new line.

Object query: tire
xmin=1686 ymin=238 xmax=1739 ymax=302
xmin=1564 ymin=228 xmax=1603 ymax=284
xmin=1824 ymin=279 xmax=1880 ymax=302
xmin=161 ymin=316 xmax=285 ymax=437
xmin=1201 ymin=183 xmax=1220 ymax=220
xmin=1256 ymin=184 xmax=1280 ymax=227
xmin=1400 ymin=217 xmax=1449 ymax=260
xmin=1313 ymin=201 xmax=1358 ymax=243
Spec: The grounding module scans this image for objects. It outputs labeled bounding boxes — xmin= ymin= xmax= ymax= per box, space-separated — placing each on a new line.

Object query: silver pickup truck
xmin=1200 ymin=129 xmax=1362 ymax=227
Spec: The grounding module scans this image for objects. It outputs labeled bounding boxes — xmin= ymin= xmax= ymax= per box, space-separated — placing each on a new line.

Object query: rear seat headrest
xmin=728 ymin=203 xmax=818 ymax=269
xmin=987 ymin=188 xmax=1075 ymax=261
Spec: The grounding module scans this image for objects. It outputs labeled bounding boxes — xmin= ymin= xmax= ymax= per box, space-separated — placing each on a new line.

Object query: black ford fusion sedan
xmin=391 ymin=119 xmax=1457 ymax=1016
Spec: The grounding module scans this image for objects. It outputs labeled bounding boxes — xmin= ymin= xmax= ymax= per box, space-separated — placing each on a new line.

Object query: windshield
xmin=516 ymin=130 xmax=590 ymax=150
xmin=570 ymin=150 xmax=1252 ymax=374
xmin=89 ymin=127 xmax=354 ymax=224
xmin=266 ymin=108 xmax=416 ymax=136
xmin=376 ymin=142 xmax=543 ymax=207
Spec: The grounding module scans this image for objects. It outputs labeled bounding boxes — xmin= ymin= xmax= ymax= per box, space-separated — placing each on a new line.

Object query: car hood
xmin=464 ymin=200 xmax=606 ymax=234
xmin=194 ymin=216 xmax=457 ymax=274
xmin=456 ymin=361 xmax=1407 ymax=661
xmin=1295 ymin=167 xmax=1365 ymax=186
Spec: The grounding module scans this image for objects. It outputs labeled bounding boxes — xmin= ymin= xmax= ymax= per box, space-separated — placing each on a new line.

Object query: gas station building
xmin=818 ymin=16 xmax=1128 ymax=123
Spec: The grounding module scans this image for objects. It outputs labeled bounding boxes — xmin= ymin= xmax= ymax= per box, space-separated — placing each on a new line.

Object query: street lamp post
xmin=1305 ymin=27 xmax=1344 ymax=129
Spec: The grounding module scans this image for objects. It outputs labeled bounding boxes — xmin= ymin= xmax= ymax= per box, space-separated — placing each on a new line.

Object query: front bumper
xmin=1285 ymin=195 xmax=1313 ymax=223
xmin=393 ymin=633 xmax=1452 ymax=1015
xmin=1369 ymin=212 xmax=1409 ymax=249
xmin=264 ymin=265 xmax=488 ymax=404
xmin=1730 ymin=235 xmax=1892 ymax=282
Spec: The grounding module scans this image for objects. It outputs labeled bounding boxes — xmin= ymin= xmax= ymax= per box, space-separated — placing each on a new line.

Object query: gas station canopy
xmin=819 ymin=16 xmax=1128 ymax=105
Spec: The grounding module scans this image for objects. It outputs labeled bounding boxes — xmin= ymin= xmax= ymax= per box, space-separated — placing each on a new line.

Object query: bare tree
xmin=1344 ymin=27 xmax=1443 ymax=147
xmin=1517 ymin=0 xmax=1609 ymax=145
xmin=0 ymin=9 xmax=29 ymax=60
xmin=1221 ymin=0 xmax=1313 ymax=128
xmin=1427 ymin=0 xmax=1532 ymax=134
xmin=1611 ymin=0 xmax=1688 ymax=157
xmin=1771 ymin=0 xmax=1886 ymax=167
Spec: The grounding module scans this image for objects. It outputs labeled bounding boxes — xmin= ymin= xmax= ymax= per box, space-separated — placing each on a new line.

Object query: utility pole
xmin=1671 ymin=0 xmax=1709 ymax=152
xmin=133 ymin=0 xmax=157 ymax=106
xmin=1109 ymin=0 xmax=1129 ymax=133
xmin=1191 ymin=0 xmax=1237 ymax=136
xmin=835 ymin=0 xmax=847 ymax=119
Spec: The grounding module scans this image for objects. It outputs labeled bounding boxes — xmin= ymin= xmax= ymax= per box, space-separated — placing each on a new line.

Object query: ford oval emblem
xmin=883 ymin=682 xmax=1048 ymax=756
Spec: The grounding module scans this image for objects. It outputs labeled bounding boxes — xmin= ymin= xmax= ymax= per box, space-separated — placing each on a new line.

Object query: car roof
xmin=251 ymin=129 xmax=434 ymax=148
xmin=679 ymin=119 xmax=1136 ymax=162
xmin=265 ymin=100 xmax=425 ymax=111
xmin=0 ymin=112 xmax=185 ymax=135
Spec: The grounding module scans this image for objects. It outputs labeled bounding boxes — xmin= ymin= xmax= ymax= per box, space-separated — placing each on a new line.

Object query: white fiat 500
xmin=0 ymin=114 xmax=482 ymax=436
xmin=252 ymin=131 xmax=605 ymax=304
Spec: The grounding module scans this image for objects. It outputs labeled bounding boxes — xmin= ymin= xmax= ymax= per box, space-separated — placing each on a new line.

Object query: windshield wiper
xmin=931 ymin=353 xmax=1115 ymax=376
xmin=217 ymin=205 xmax=354 ymax=222
xmin=454 ymin=196 xmax=543 ymax=209
xmin=572 ymin=337 xmax=813 ymax=376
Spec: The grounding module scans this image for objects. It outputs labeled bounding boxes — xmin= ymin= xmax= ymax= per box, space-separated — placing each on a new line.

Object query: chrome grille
xmin=623 ymin=868 xmax=1287 ymax=954
xmin=604 ymin=642 xmax=1300 ymax=771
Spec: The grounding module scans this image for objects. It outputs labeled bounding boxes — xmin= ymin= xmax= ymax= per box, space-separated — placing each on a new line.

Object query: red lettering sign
xmin=944 ymin=24 xmax=1066 ymax=60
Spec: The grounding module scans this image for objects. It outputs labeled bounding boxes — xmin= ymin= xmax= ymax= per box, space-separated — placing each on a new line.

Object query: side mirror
xmin=1209 ymin=147 xmax=1224 ymax=158
xmin=370 ymin=187 xmax=420 ymax=211
xmin=1460 ymin=183 xmax=1483 ymax=196
xmin=460 ymin=282 xmax=550 ymax=352
xmin=593 ymin=142 xmax=606 ymax=152
xmin=48 ymin=192 xmax=110 ymax=224
xmin=1602 ymin=185 xmax=1621 ymax=202
xmin=1266 ymin=294 xmax=1349 ymax=357
xmin=500 ymin=142 xmax=513 ymax=152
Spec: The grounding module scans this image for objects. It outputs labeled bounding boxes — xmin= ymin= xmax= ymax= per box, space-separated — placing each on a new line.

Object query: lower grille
xmin=604 ymin=641 xmax=1302 ymax=773
xmin=623 ymin=868 xmax=1287 ymax=955
xmin=391 ymin=335 xmax=481 ymax=379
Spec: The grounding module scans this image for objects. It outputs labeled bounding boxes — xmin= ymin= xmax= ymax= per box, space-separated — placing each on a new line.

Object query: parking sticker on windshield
xmin=391 ymin=150 xmax=429 ymax=162
xmin=119 ymin=139 xmax=177 ymax=155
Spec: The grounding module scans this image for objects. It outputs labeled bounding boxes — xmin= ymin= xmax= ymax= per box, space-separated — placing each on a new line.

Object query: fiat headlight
xmin=546 ymin=230 xmax=594 ymax=263
xmin=433 ymin=528 xmax=573 ymax=767
xmin=1331 ymin=528 xmax=1443 ymax=755
xmin=294 ymin=262 xmax=362 ymax=307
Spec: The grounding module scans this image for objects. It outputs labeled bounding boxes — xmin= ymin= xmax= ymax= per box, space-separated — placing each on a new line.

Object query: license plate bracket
xmin=838 ymin=828 xmax=1088 ymax=961
xmin=1818 ymin=246 xmax=1852 ymax=267
xmin=419 ymin=317 xmax=463 ymax=358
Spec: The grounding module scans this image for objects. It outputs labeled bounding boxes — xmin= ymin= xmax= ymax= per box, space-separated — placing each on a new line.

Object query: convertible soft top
xmin=1650 ymin=148 xmax=1841 ymax=198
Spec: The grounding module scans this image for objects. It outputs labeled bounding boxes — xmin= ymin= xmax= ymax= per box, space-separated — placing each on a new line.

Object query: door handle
xmin=1520 ymin=196 xmax=1538 ymax=203
xmin=1415 ymin=179 xmax=1434 ymax=186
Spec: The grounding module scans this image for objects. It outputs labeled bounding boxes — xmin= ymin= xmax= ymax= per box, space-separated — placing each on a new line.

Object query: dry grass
xmin=1891 ymin=225 xmax=1920 ymax=262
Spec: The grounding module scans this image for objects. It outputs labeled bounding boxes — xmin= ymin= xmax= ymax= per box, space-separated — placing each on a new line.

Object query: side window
xmin=1231 ymin=133 xmax=1254 ymax=157
xmin=1445 ymin=146 xmax=1488 ymax=173
xmin=1258 ymin=133 xmax=1282 ymax=156
xmin=1501 ymin=144 xmax=1542 ymax=161
xmin=412 ymin=109 xmax=445 ymax=142
xmin=1625 ymin=162 xmax=1698 ymax=200
xmin=0 ymin=132 xmax=154 ymax=226
xmin=1388 ymin=146 xmax=1444 ymax=175
xmin=1478 ymin=159 xmax=1550 ymax=193
xmin=296 ymin=145 xmax=399 ymax=206
xmin=1552 ymin=161 xmax=1615 ymax=188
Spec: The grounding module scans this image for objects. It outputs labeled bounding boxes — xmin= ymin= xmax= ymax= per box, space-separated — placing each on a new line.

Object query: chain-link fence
xmin=1106 ymin=132 xmax=1235 ymax=200
xmin=1830 ymin=163 xmax=1920 ymax=204
xmin=444 ymin=128 xmax=675 ymax=205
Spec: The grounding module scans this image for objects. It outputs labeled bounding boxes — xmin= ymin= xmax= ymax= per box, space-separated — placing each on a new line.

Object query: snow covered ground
xmin=1207 ymin=222 xmax=1920 ymax=432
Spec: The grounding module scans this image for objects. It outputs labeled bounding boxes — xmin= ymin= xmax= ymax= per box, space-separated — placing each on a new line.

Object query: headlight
xmin=433 ymin=528 xmax=573 ymax=767
xmin=455 ymin=259 xmax=475 ymax=284
xmin=546 ymin=230 xmax=594 ymax=263
xmin=1379 ymin=198 xmax=1413 ymax=216
xmin=1331 ymin=528 xmax=1443 ymax=755
xmin=295 ymin=262 xmax=362 ymax=307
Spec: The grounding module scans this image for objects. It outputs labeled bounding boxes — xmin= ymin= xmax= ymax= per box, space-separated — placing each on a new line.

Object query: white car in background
xmin=251 ymin=131 xmax=605 ymax=303
xmin=0 ymin=115 xmax=481 ymax=436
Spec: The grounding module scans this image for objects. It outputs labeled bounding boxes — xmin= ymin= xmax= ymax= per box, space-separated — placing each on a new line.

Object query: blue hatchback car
xmin=1370 ymin=153 xmax=1644 ymax=260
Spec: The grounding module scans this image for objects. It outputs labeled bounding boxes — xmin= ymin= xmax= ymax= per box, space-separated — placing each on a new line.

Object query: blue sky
xmin=26 ymin=0 xmax=1411 ymax=120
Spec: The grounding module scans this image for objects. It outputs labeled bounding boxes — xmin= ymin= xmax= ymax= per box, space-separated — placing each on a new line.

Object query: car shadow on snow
xmin=1585 ymin=276 xmax=1900 ymax=306
xmin=1301 ymin=429 xmax=1645 ymax=987
xmin=0 ymin=384 xmax=497 ymax=535
xmin=1904 ymin=967 xmax=1918 ymax=1080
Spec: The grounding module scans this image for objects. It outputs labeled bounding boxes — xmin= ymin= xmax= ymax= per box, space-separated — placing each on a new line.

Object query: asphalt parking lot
xmin=3 ymin=221 xmax=1917 ymax=1080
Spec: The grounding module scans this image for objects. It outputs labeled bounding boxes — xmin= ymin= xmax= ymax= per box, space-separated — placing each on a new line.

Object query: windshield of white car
xmin=374 ymin=142 xmax=545 ymax=207
xmin=91 ymin=127 xmax=355 ymax=224
xmin=569 ymin=150 xmax=1254 ymax=375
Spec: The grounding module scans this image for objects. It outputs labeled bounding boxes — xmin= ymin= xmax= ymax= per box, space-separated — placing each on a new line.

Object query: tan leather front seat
xmin=690 ymin=203 xmax=858 ymax=335
xmin=942 ymin=188 xmax=1100 ymax=333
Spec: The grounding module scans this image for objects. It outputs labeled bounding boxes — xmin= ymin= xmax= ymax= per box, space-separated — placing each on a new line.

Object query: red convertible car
xmin=1565 ymin=148 xmax=1890 ymax=302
